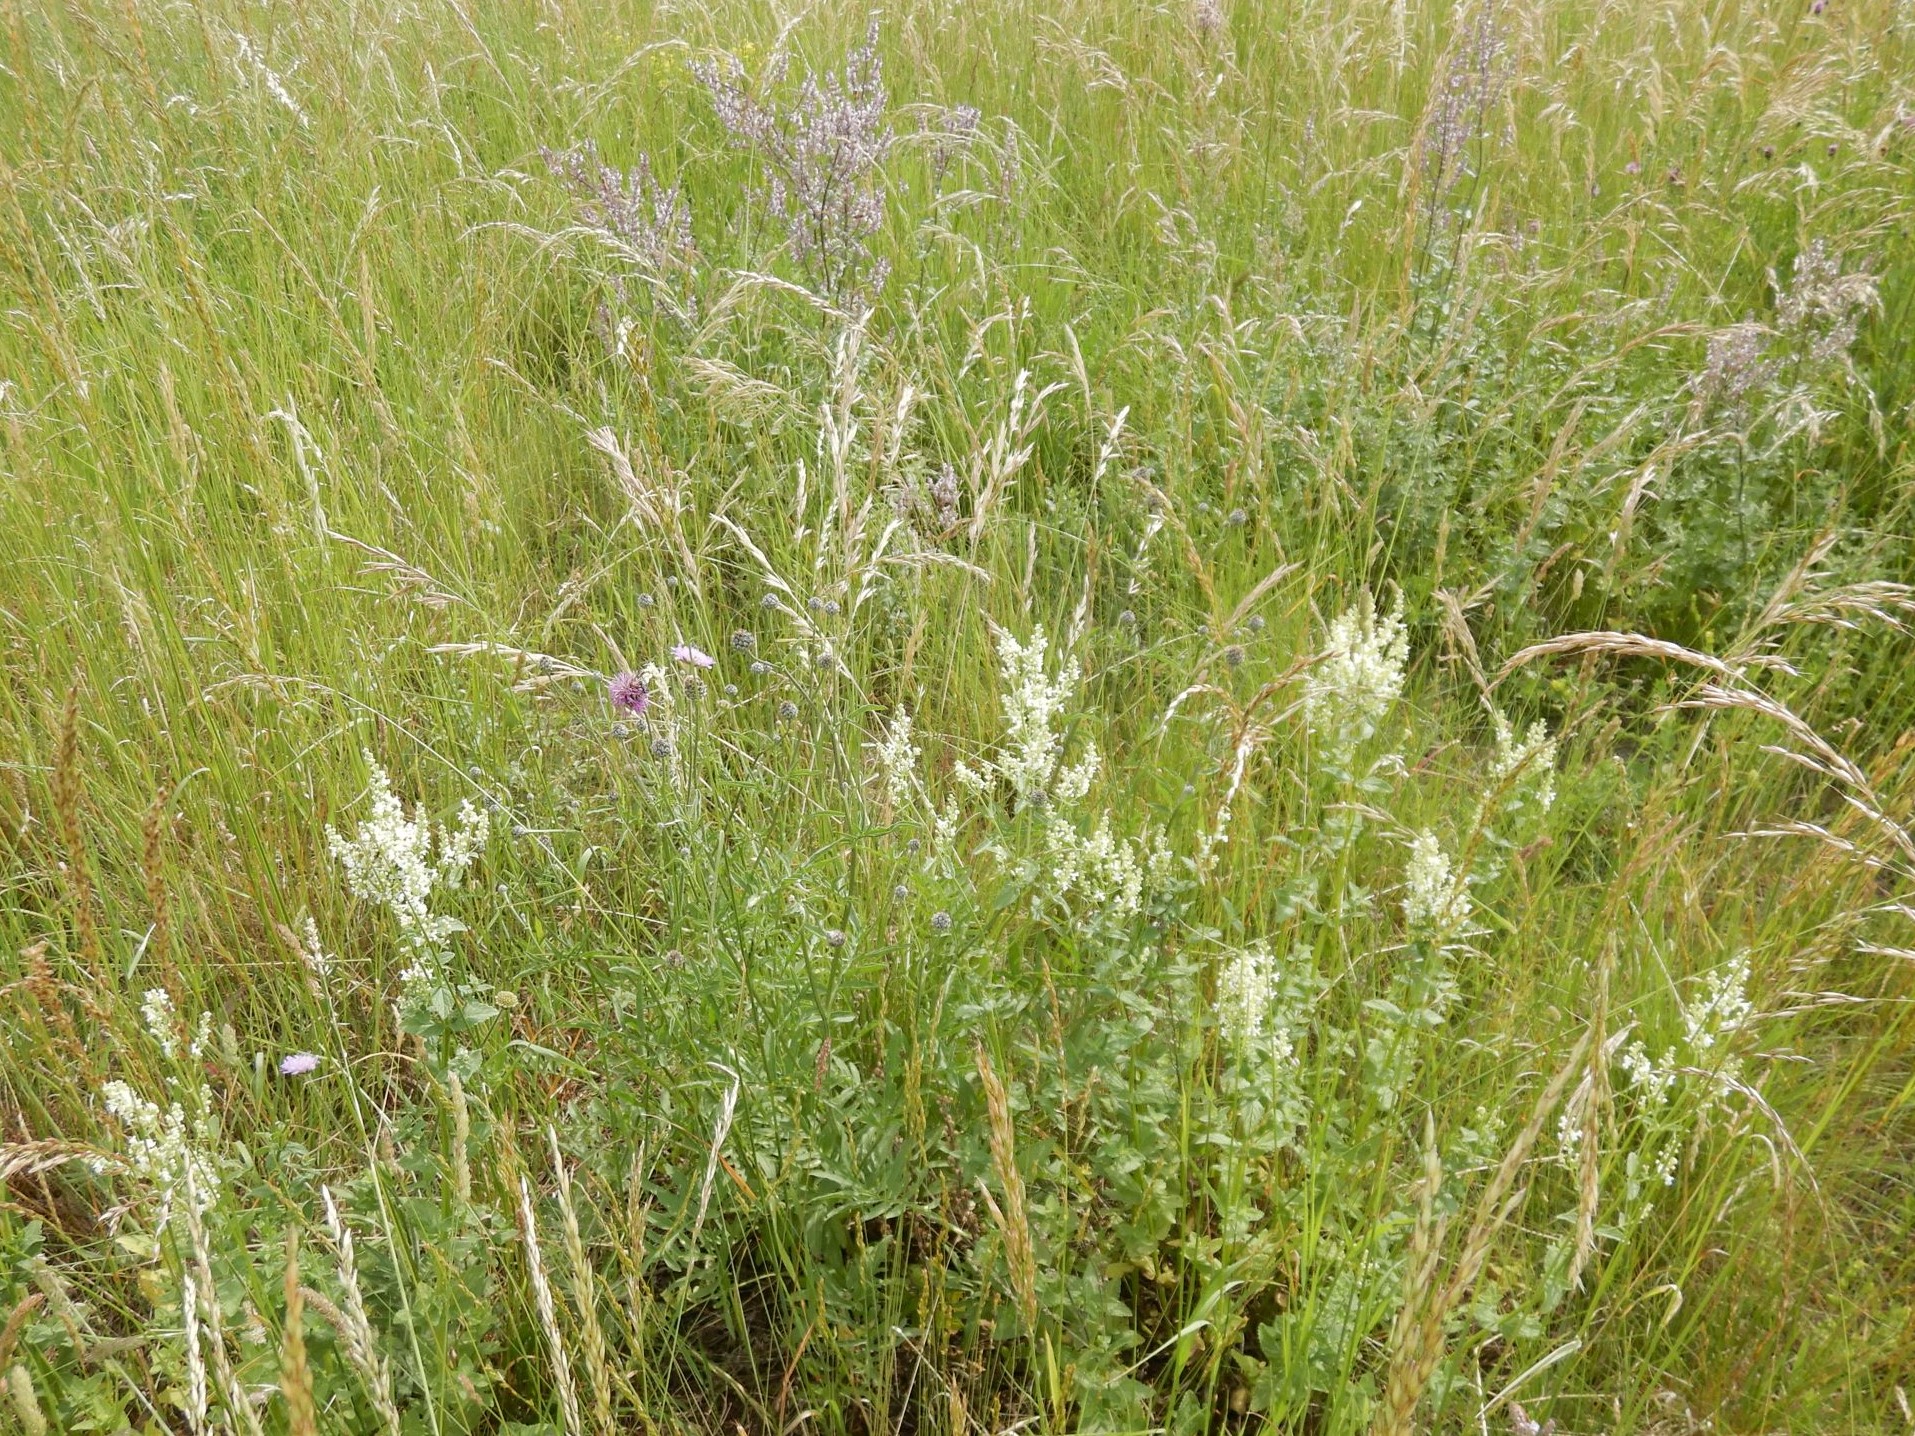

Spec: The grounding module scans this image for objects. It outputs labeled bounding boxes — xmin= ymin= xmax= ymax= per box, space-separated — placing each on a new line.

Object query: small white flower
xmin=1043 ymin=811 xmax=1145 ymax=918
xmin=1303 ymin=596 xmax=1409 ymax=763
xmin=871 ymin=707 xmax=922 ymax=810
xmin=1488 ymin=710 xmax=1558 ymax=818
xmin=1402 ymin=830 xmax=1469 ymax=935
xmin=1682 ymin=954 xmax=1753 ymax=1056
xmin=1217 ymin=942 xmax=1278 ymax=1048
xmin=327 ymin=758 xmax=489 ymax=967
xmin=141 ymin=988 xmax=177 ymax=1059
xmin=1052 ymin=740 xmax=1100 ymax=808
xmin=1619 ymin=1039 xmax=1676 ymax=1108
xmin=98 ymin=1080 xmax=220 ymax=1226
xmin=991 ymin=625 xmax=1083 ymax=811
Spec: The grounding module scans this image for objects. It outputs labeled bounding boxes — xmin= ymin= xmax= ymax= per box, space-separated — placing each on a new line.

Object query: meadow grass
xmin=1 ymin=0 xmax=1912 ymax=1432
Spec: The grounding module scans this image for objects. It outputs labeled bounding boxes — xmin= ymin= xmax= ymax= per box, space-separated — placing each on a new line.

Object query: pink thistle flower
xmin=609 ymin=670 xmax=649 ymax=715
xmin=671 ymin=644 xmax=716 ymax=669
xmin=280 ymin=1052 xmax=321 ymax=1076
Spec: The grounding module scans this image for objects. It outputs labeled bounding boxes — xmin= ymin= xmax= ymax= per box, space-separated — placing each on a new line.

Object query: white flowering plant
xmin=328 ymin=756 xmax=494 ymax=1042
xmin=955 ymin=625 xmax=1175 ymax=926
xmin=10 ymin=8 xmax=1910 ymax=1429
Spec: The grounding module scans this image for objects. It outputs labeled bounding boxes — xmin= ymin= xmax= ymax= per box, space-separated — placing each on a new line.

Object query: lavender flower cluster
xmin=1422 ymin=0 xmax=1511 ymax=207
xmin=694 ymin=21 xmax=894 ymax=305
xmin=543 ymin=141 xmax=700 ymax=322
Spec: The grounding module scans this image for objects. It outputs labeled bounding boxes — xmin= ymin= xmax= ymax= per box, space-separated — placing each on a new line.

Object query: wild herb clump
xmin=1 ymin=2 xmax=1910 ymax=1435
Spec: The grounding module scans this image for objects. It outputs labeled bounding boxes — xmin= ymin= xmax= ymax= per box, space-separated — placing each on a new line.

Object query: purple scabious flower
xmin=609 ymin=670 xmax=649 ymax=715
xmin=671 ymin=644 xmax=716 ymax=669
xmin=280 ymin=1052 xmax=321 ymax=1076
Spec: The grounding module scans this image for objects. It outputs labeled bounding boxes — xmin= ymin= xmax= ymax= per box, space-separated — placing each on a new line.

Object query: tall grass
xmin=1 ymin=0 xmax=1911 ymax=1432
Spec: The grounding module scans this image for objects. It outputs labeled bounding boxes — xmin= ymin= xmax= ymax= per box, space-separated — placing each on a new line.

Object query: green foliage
xmin=0 ymin=1 xmax=1912 ymax=1434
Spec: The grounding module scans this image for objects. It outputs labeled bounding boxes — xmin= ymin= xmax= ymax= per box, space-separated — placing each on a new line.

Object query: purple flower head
xmin=280 ymin=1052 xmax=321 ymax=1077
xmin=672 ymin=644 xmax=716 ymax=669
xmin=1623 ymin=159 xmax=1641 ymax=174
xmin=609 ymin=670 xmax=649 ymax=715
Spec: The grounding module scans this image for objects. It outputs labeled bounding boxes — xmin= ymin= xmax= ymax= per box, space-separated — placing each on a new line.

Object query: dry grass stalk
xmin=974 ymin=1044 xmax=1036 ymax=1329
xmin=51 ymin=678 xmax=99 ymax=969
xmin=1501 ymin=627 xmax=1915 ymax=876
xmin=0 ymin=1294 xmax=45 ymax=1371
xmin=1566 ymin=941 xmax=1612 ymax=1293
xmin=182 ymin=1269 xmax=208 ymax=1435
xmin=447 ymin=1072 xmax=472 ymax=1207
xmin=1496 ymin=629 xmax=1794 ymax=687
xmin=141 ymin=784 xmax=171 ymax=973
xmin=184 ymin=1179 xmax=266 ymax=1436
xmin=427 ymin=641 xmax=602 ymax=694
xmin=549 ymin=1129 xmax=617 ymax=1436
xmin=319 ymin=1187 xmax=402 ymax=1436
xmin=1372 ymin=1031 xmax=1592 ymax=1436
xmin=519 ymin=1175 xmax=585 ymax=1436
xmin=281 ymin=1232 xmax=319 ymax=1436
xmin=688 ymin=1070 xmax=740 ymax=1253
xmin=585 ymin=426 xmax=700 ymax=589
xmin=0 ymin=1140 xmax=113 ymax=1183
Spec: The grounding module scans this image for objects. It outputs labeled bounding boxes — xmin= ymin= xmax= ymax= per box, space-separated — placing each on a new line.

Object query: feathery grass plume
xmin=519 ymin=1174 xmax=584 ymax=1436
xmin=183 ymin=1176 xmax=266 ymax=1436
xmin=549 ymin=1129 xmax=616 ymax=1436
xmin=0 ymin=1293 xmax=45 ymax=1372
xmin=973 ymin=1045 xmax=1035 ymax=1329
xmin=181 ymin=1270 xmax=208 ymax=1436
xmin=280 ymin=1232 xmax=318 ymax=1436
xmin=688 ymin=1069 xmax=740 ymax=1253
xmin=19 ymin=941 xmax=81 ymax=1063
